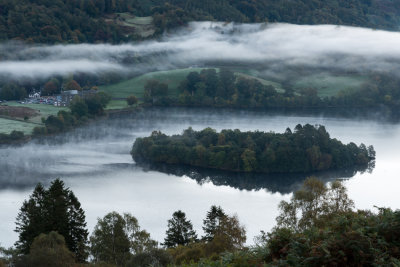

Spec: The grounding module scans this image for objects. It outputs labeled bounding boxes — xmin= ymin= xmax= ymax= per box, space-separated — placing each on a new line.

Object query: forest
xmin=1 ymin=0 xmax=400 ymax=43
xmin=1 ymin=177 xmax=399 ymax=266
xmin=131 ymin=125 xmax=375 ymax=173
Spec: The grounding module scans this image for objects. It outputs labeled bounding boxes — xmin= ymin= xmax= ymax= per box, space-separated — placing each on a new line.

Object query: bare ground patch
xmin=0 ymin=106 xmax=39 ymax=119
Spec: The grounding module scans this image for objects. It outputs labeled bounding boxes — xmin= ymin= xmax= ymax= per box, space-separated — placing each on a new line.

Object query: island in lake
xmin=131 ymin=124 xmax=375 ymax=173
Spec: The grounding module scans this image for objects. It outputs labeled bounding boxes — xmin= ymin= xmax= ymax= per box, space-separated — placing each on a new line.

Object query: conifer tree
xmin=202 ymin=205 xmax=227 ymax=242
xmin=163 ymin=210 xmax=197 ymax=248
xmin=15 ymin=179 xmax=88 ymax=262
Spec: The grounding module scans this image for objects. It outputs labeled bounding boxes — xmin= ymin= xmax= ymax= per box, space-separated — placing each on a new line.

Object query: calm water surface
xmin=0 ymin=108 xmax=399 ymax=247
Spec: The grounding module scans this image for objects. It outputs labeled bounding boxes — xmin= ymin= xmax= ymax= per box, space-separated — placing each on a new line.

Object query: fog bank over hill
xmin=1 ymin=22 xmax=400 ymax=81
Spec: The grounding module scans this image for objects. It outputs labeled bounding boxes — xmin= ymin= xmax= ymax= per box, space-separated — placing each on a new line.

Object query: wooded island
xmin=131 ymin=124 xmax=375 ymax=173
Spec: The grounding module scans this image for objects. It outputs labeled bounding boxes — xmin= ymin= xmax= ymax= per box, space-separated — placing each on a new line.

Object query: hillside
xmin=1 ymin=0 xmax=400 ymax=44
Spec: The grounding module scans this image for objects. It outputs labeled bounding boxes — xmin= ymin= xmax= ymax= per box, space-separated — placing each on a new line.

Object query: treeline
xmin=2 ymin=178 xmax=399 ymax=266
xmin=131 ymin=125 xmax=375 ymax=173
xmin=1 ymin=0 xmax=400 ymax=44
xmin=0 ymin=179 xmax=246 ymax=266
xmin=33 ymin=92 xmax=111 ymax=135
xmin=143 ymin=69 xmax=400 ymax=115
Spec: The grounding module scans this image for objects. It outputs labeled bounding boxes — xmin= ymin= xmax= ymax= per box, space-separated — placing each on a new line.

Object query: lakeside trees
xmin=131 ymin=125 xmax=375 ymax=174
xmin=4 ymin=177 xmax=400 ymax=266
xmin=139 ymin=69 xmax=400 ymax=116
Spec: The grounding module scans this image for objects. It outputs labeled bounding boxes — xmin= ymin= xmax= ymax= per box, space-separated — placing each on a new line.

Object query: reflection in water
xmin=0 ymin=107 xmax=395 ymax=248
xmin=141 ymin=162 xmax=374 ymax=194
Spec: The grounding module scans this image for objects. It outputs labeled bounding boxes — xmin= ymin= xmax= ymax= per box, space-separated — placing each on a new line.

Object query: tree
xmin=211 ymin=214 xmax=246 ymax=251
xmin=276 ymin=177 xmax=354 ymax=231
xmin=90 ymin=212 xmax=130 ymax=266
xmin=163 ymin=210 xmax=197 ymax=248
xmin=24 ymin=232 xmax=75 ymax=267
xmin=127 ymin=95 xmax=138 ymax=107
xmin=90 ymin=212 xmax=157 ymax=266
xmin=217 ymin=69 xmax=235 ymax=99
xmin=0 ymin=83 xmax=26 ymax=100
xmin=144 ymin=80 xmax=168 ymax=103
xmin=64 ymin=80 xmax=82 ymax=91
xmin=202 ymin=205 xmax=227 ymax=242
xmin=15 ymin=179 xmax=88 ymax=262
xmin=96 ymin=91 xmax=112 ymax=107
xmin=69 ymin=96 xmax=88 ymax=118
xmin=42 ymin=80 xmax=59 ymax=96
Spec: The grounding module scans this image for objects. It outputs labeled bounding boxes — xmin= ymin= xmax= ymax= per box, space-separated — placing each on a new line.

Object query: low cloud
xmin=1 ymin=22 xmax=400 ymax=81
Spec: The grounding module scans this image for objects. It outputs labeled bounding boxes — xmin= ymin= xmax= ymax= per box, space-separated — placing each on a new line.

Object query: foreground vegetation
xmin=1 ymin=177 xmax=399 ymax=266
xmin=132 ymin=125 xmax=375 ymax=173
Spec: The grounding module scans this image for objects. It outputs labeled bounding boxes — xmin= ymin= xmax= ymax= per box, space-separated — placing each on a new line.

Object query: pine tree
xmin=15 ymin=183 xmax=47 ymax=255
xmin=163 ymin=210 xmax=197 ymax=248
xmin=202 ymin=205 xmax=227 ymax=242
xmin=15 ymin=179 xmax=89 ymax=262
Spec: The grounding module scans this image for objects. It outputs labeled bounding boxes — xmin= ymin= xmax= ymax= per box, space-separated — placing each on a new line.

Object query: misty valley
xmin=1 ymin=14 xmax=400 ymax=267
xmin=1 ymin=108 xmax=399 ymax=255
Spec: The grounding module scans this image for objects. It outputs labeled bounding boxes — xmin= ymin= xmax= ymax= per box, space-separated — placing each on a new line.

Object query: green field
xmin=100 ymin=67 xmax=285 ymax=109
xmin=0 ymin=118 xmax=38 ymax=134
xmin=0 ymin=102 xmax=67 ymax=134
xmin=105 ymin=100 xmax=130 ymax=110
xmin=100 ymin=68 xmax=209 ymax=100
xmin=293 ymin=74 xmax=369 ymax=97
xmin=115 ymin=13 xmax=155 ymax=37
xmin=101 ymin=68 xmax=369 ymax=110
xmin=235 ymin=73 xmax=284 ymax=93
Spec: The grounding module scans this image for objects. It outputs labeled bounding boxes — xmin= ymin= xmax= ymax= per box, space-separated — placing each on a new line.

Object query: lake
xmin=0 ymin=107 xmax=399 ymax=248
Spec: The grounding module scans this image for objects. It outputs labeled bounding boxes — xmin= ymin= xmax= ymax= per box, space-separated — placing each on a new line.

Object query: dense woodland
xmin=1 ymin=0 xmax=400 ymax=43
xmin=1 ymin=178 xmax=399 ymax=266
xmin=131 ymin=125 xmax=375 ymax=173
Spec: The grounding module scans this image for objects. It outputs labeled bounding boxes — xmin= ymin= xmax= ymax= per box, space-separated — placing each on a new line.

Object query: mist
xmin=1 ymin=107 xmax=399 ymax=248
xmin=2 ymin=22 xmax=400 ymax=81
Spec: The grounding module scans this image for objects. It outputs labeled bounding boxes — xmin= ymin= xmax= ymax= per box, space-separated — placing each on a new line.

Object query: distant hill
xmin=1 ymin=0 xmax=399 ymax=43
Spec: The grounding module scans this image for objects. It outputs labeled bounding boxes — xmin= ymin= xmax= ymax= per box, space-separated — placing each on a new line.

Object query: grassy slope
xmin=114 ymin=13 xmax=155 ymax=37
xmin=0 ymin=102 xmax=67 ymax=134
xmin=0 ymin=118 xmax=38 ymax=134
xmin=100 ymin=68 xmax=285 ymax=108
xmin=293 ymin=74 xmax=369 ymax=97
xmin=100 ymin=68 xmax=208 ymax=99
xmin=101 ymin=68 xmax=369 ymax=110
